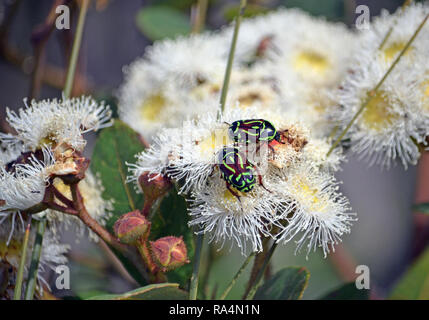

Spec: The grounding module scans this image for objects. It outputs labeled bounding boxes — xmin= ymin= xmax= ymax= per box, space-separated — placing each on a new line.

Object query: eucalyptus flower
xmin=0 ymin=96 xmax=112 ymax=152
xmin=127 ymin=103 xmax=352 ymax=256
xmin=333 ymin=35 xmax=428 ymax=168
xmin=273 ymin=163 xmax=356 ymax=258
xmin=0 ymin=147 xmax=55 ymax=243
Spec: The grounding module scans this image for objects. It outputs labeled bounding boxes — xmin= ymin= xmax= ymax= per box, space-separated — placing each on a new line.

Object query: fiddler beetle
xmin=217 ymin=147 xmax=268 ymax=201
xmin=226 ymin=119 xmax=284 ymax=158
xmin=227 ymin=119 xmax=281 ymax=145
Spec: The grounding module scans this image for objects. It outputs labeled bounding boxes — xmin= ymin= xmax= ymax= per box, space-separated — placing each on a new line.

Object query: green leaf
xmin=136 ymin=6 xmax=191 ymax=41
xmin=150 ymin=189 xmax=194 ymax=288
xmin=254 ymin=266 xmax=310 ymax=300
xmin=87 ymin=283 xmax=188 ymax=300
xmin=390 ymin=248 xmax=429 ymax=300
xmin=413 ymin=203 xmax=429 ymax=214
xmin=281 ymin=0 xmax=345 ymax=21
xmin=320 ymin=282 xmax=369 ymax=300
xmin=90 ymin=120 xmax=145 ymax=284
xmin=91 ymin=120 xmax=144 ymax=232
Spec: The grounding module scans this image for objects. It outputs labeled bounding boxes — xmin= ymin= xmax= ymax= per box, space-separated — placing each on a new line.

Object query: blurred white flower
xmin=333 ymin=35 xmax=428 ymax=168
xmin=366 ymin=3 xmax=429 ymax=65
xmin=145 ymin=33 xmax=228 ymax=86
xmin=117 ymin=58 xmax=209 ymax=142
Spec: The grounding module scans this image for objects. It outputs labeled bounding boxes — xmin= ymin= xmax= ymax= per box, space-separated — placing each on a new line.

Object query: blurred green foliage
xmin=413 ymin=203 xmax=429 ymax=214
xmin=136 ymin=6 xmax=191 ymax=41
xmin=254 ymin=266 xmax=310 ymax=300
xmin=390 ymin=248 xmax=429 ymax=299
xmin=320 ymin=282 xmax=369 ymax=300
xmin=281 ymin=0 xmax=344 ymax=20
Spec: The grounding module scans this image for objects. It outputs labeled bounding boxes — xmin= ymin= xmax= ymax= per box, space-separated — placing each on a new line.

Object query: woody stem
xmin=70 ymin=183 xmax=121 ymax=249
xmin=69 ymin=183 xmax=152 ymax=283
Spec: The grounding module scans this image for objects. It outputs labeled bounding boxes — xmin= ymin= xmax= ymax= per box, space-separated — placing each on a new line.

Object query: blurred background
xmin=0 ymin=0 xmax=427 ymax=299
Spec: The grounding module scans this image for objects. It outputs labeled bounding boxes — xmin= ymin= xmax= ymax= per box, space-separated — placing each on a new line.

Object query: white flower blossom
xmin=0 ymin=147 xmax=55 ymax=243
xmin=188 ymin=174 xmax=287 ymax=253
xmin=274 ymin=163 xmax=356 ymax=258
xmin=333 ymin=35 xmax=428 ymax=168
xmin=0 ymin=96 xmax=112 ymax=152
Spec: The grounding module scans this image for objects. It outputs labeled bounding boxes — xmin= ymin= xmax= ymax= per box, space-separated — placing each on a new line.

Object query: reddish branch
xmin=40 ymin=180 xmax=154 ymax=283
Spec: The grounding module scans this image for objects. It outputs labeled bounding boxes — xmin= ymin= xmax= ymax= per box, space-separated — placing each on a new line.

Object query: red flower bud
xmin=113 ymin=210 xmax=151 ymax=244
xmin=139 ymin=172 xmax=171 ymax=202
xmin=150 ymin=236 xmax=189 ymax=272
xmin=139 ymin=172 xmax=172 ymax=216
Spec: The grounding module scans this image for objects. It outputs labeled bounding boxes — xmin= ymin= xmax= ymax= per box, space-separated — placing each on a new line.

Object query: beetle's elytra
xmin=217 ymin=147 xmax=256 ymax=194
xmin=228 ymin=119 xmax=281 ymax=145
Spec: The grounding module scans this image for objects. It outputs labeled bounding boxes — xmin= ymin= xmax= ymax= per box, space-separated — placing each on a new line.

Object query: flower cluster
xmin=121 ymin=8 xmax=365 ymax=257
xmin=0 ymin=96 xmax=113 ymax=293
xmin=334 ymin=3 xmax=429 ymax=168
xmin=128 ymin=105 xmax=354 ymax=257
xmin=120 ymin=4 xmax=429 ymax=170
xmin=118 ymin=9 xmax=356 ymax=142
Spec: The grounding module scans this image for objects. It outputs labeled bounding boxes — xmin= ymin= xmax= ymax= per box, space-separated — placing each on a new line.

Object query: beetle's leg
xmin=268 ymin=144 xmax=276 ymax=160
xmin=256 ymin=142 xmax=275 ymax=161
xmin=254 ymin=166 xmax=272 ymax=193
xmin=226 ymin=183 xmax=241 ymax=203
xmin=277 ymin=131 xmax=286 ymax=144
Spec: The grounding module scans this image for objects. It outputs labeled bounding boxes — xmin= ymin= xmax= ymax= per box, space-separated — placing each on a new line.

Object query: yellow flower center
xmin=139 ymin=94 xmax=166 ymax=121
xmin=223 ymin=188 xmax=239 ymax=202
xmin=291 ymin=177 xmax=328 ymax=213
xmin=197 ymin=128 xmax=230 ymax=156
xmin=39 ymin=135 xmax=56 ymax=148
xmin=382 ymin=42 xmax=413 ymax=62
xmin=293 ymin=50 xmax=330 ymax=77
xmin=238 ymin=92 xmax=263 ymax=109
xmin=191 ymin=82 xmax=220 ymax=101
xmin=220 ymin=187 xmax=248 ymax=213
xmin=360 ymin=91 xmax=396 ymax=131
